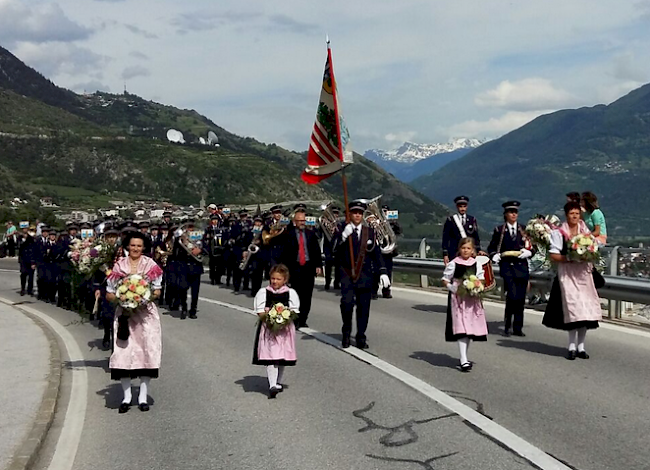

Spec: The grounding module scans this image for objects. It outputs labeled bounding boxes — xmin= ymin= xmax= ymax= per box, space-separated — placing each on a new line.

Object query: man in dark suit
xmin=54 ymin=223 xmax=78 ymax=309
xmin=488 ymin=201 xmax=533 ymax=336
xmin=334 ymin=200 xmax=390 ymax=349
xmin=442 ymin=195 xmax=483 ymax=265
xmin=173 ymin=221 xmax=205 ymax=319
xmin=280 ymin=206 xmax=322 ymax=328
xmin=321 ymin=205 xmax=341 ymax=291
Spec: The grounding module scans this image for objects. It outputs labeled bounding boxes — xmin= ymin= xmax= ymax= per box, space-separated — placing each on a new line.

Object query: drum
xmin=476 ymin=255 xmax=496 ymax=292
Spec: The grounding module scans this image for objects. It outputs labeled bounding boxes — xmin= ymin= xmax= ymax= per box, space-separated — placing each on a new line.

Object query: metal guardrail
xmin=392 ymin=257 xmax=650 ymax=307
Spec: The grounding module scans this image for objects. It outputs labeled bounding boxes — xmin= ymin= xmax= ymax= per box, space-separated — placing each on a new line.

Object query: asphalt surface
xmin=1 ymin=257 xmax=648 ymax=470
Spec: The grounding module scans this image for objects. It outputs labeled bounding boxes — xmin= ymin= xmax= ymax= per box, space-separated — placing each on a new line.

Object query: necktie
xmin=298 ymin=230 xmax=306 ymax=266
xmin=511 ymin=227 xmax=516 ymax=238
xmin=462 ymin=215 xmax=466 ymax=225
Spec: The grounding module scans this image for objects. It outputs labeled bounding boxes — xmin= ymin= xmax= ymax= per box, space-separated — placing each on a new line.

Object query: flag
xmin=302 ymin=43 xmax=353 ymax=184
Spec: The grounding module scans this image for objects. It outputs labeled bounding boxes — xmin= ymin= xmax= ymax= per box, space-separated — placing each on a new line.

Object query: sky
xmin=1 ymin=0 xmax=649 ymax=153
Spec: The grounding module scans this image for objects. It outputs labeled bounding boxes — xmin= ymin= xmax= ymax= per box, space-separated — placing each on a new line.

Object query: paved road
xmin=0 ymin=258 xmax=648 ymax=470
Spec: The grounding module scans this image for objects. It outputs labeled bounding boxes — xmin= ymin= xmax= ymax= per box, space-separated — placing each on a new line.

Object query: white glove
xmin=379 ymin=274 xmax=391 ymax=289
xmin=518 ymin=249 xmax=532 ymax=259
xmin=447 ymin=283 xmax=458 ymax=294
xmin=492 ymin=254 xmax=501 ymax=263
xmin=341 ymin=223 xmax=355 ymax=241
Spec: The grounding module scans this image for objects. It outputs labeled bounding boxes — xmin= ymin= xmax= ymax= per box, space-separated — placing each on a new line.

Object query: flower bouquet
xmin=566 ymin=233 xmax=600 ymax=263
xmin=457 ymin=274 xmax=485 ymax=298
xmin=262 ymin=302 xmax=299 ymax=333
xmin=525 ymin=214 xmax=560 ymax=249
xmin=70 ymin=239 xmax=116 ymax=276
xmin=115 ymin=274 xmax=152 ymax=340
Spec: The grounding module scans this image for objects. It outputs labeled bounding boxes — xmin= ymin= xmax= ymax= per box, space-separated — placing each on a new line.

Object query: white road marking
xmin=0 ymin=298 xmax=88 ymax=470
xmin=199 ymin=295 xmax=571 ymax=470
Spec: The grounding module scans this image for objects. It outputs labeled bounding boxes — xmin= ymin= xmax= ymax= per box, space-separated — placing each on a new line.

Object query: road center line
xmin=0 ymin=298 xmax=88 ymax=470
xmin=198 ymin=295 xmax=572 ymax=470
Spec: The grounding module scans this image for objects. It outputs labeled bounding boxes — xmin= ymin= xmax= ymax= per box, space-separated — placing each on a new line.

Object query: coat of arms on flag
xmin=302 ymin=42 xmax=353 ymax=184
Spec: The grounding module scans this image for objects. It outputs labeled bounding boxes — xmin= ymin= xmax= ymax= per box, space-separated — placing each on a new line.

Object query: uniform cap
xmin=454 ymin=195 xmax=470 ymax=204
xmin=349 ymin=200 xmax=367 ymax=212
xmin=502 ymin=200 xmax=521 ymax=211
xmin=270 ymin=204 xmax=283 ymax=212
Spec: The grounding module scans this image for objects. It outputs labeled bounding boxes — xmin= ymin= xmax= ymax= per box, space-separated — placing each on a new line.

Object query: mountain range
xmin=0 ymin=45 xmax=449 ymax=237
xmin=411 ymin=83 xmax=650 ymax=237
xmin=364 ymin=138 xmax=486 ymax=182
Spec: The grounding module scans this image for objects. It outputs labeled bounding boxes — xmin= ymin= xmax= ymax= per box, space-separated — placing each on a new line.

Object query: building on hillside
xmin=39 ymin=197 xmax=57 ymax=208
xmin=70 ymin=211 xmax=98 ymax=223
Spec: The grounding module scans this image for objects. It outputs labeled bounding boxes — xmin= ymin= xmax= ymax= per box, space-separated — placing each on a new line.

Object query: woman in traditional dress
xmin=581 ymin=191 xmax=607 ymax=246
xmin=252 ymin=264 xmax=300 ymax=398
xmin=542 ymin=201 xmax=601 ymax=360
xmin=106 ymin=232 xmax=163 ymax=413
xmin=442 ymin=238 xmax=488 ymax=372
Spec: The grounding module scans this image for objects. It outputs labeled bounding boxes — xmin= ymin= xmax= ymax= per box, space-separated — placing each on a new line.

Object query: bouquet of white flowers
xmin=262 ymin=302 xmax=299 ymax=333
xmin=115 ymin=274 xmax=153 ymax=340
xmin=525 ymin=215 xmax=560 ymax=249
xmin=457 ymin=274 xmax=486 ymax=298
xmin=567 ymin=233 xmax=600 ymax=263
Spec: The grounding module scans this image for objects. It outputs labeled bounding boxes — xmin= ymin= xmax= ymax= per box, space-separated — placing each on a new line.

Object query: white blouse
xmin=254 ymin=288 xmax=300 ymax=314
xmin=442 ymin=259 xmax=485 ymax=282
xmin=549 ymin=230 xmax=564 ymax=255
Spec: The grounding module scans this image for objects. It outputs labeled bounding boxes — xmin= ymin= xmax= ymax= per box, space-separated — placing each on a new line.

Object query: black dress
xmin=445 ymin=263 xmax=488 ymax=342
xmin=252 ymin=290 xmax=297 ymax=366
xmin=542 ymin=239 xmax=599 ymax=331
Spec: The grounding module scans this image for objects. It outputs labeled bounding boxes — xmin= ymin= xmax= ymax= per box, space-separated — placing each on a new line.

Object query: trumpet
xmin=239 ymin=240 xmax=260 ymax=271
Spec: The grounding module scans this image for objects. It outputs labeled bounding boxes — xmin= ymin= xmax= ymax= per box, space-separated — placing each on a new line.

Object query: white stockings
xmin=120 ymin=377 xmax=151 ymax=405
xmin=266 ymin=365 xmax=286 ymax=389
xmin=568 ymin=327 xmax=588 ymax=352
xmin=458 ymin=338 xmax=470 ymax=365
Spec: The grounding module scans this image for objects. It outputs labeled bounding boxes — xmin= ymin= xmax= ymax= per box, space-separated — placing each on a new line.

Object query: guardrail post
xmin=418 ymin=238 xmax=428 ymax=288
xmin=608 ymin=246 xmax=619 ymax=319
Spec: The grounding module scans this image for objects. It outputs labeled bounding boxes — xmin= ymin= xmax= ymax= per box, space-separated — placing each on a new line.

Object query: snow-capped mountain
xmin=365 ymin=138 xmax=488 ymax=165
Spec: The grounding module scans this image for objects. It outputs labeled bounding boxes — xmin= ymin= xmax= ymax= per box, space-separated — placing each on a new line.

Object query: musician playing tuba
xmin=319 ymin=203 xmax=342 ymax=290
xmin=260 ymin=204 xmax=287 ymax=270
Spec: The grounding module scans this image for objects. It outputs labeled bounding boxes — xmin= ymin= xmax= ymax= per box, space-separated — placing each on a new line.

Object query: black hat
xmin=41 ymin=226 xmax=51 ymax=232
xmin=349 ymin=200 xmax=367 ymax=212
xmin=454 ymin=195 xmax=470 ymax=205
xmin=163 ymin=211 xmax=172 ymax=218
xmin=80 ymin=222 xmax=92 ymax=230
xmin=294 ymin=203 xmax=307 ymax=212
xmin=210 ymin=214 xmax=219 ymax=220
xmin=104 ymin=227 xmax=119 ymax=236
xmin=150 ymin=224 xmax=159 ymax=231
xmin=254 ymin=215 xmax=263 ymax=222
xmin=217 ymin=204 xmax=225 ymax=209
xmin=238 ymin=209 xmax=249 ymax=216
xmin=382 ymin=204 xmax=390 ymax=211
xmin=270 ymin=204 xmax=283 ymax=212
xmin=331 ymin=206 xmax=341 ymax=213
xmin=121 ymin=225 xmax=137 ymax=234
xmin=138 ymin=221 xmax=150 ymax=228
xmin=158 ymin=224 xmax=169 ymax=231
xmin=67 ymin=222 xmax=79 ymax=231
xmin=502 ymin=200 xmax=521 ymax=212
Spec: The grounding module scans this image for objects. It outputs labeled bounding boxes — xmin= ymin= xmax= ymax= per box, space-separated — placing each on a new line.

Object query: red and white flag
xmin=302 ymin=42 xmax=353 ymax=184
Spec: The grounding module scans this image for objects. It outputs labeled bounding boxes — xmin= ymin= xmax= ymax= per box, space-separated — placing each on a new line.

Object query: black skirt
xmin=111 ymin=368 xmax=159 ymax=380
xmin=445 ymin=292 xmax=488 ymax=342
xmin=251 ymin=323 xmax=296 ymax=367
xmin=542 ymin=277 xmax=599 ymax=331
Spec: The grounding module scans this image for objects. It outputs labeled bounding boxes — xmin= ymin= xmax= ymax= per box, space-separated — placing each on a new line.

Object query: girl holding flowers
xmin=442 ymin=238 xmax=488 ymax=372
xmin=252 ymin=264 xmax=300 ymax=398
xmin=543 ymin=201 xmax=601 ymax=360
xmin=106 ymin=232 xmax=163 ymax=413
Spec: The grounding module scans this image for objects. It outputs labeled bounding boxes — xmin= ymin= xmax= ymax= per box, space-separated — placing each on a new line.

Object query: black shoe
xmin=211 ymin=279 xmax=216 ymax=285
xmin=567 ymin=350 xmax=577 ymax=360
xmin=20 ymin=290 xmax=25 ymax=296
xmin=189 ymin=311 xmax=197 ymax=319
xmin=138 ymin=403 xmax=150 ymax=412
xmin=341 ymin=337 xmax=351 ymax=349
xmin=356 ymin=341 xmax=369 ymax=350
xmin=513 ymin=331 xmax=526 ymax=337
xmin=460 ymin=362 xmax=472 ymax=372
xmin=371 ymin=293 xmax=379 ymax=300
xmin=118 ymin=403 xmax=131 ymax=414
xmin=102 ymin=338 xmax=111 ymax=350
xmin=300 ymin=322 xmax=308 ymax=329
xmin=333 ymin=283 xmax=340 ymax=289
xmin=324 ymin=284 xmax=330 ymax=291
xmin=88 ymin=313 xmax=95 ymax=321
xmin=382 ymin=288 xmax=392 ymax=299
xmin=503 ymin=329 xmax=511 ymax=337
xmin=268 ymin=387 xmax=280 ymax=399
xmin=180 ymin=310 xmax=187 ymax=320
xmin=577 ymin=351 xmax=589 ymax=359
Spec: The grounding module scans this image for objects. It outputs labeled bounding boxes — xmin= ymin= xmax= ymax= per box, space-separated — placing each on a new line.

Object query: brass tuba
xmin=262 ymin=218 xmax=285 ymax=245
xmin=363 ymin=196 xmax=397 ymax=254
xmin=319 ymin=202 xmax=339 ymax=242
xmin=175 ymin=223 xmax=204 ymax=263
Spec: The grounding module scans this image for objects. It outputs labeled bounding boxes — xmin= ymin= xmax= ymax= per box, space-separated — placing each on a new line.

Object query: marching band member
xmin=374 ymin=203 xmax=402 ymax=299
xmin=334 ymin=200 xmax=390 ymax=349
xmin=488 ymin=201 xmax=533 ymax=336
xmin=223 ymin=215 xmax=237 ymax=287
xmin=248 ymin=215 xmax=266 ymax=295
xmin=54 ymin=222 xmax=79 ymax=309
xmin=43 ymin=229 xmax=59 ymax=303
xmin=172 ymin=220 xmax=204 ymax=319
xmin=18 ymin=225 xmax=38 ymax=297
xmin=204 ymin=214 xmax=224 ymax=285
xmin=93 ymin=224 xmax=120 ymax=349
xmin=35 ymin=226 xmax=50 ymax=301
xmin=231 ymin=209 xmax=252 ymax=293
xmin=262 ymin=205 xmax=286 ymax=273
xmin=280 ymin=207 xmax=322 ymax=329
xmin=322 ymin=205 xmax=341 ymax=291
xmin=442 ymin=196 xmax=484 ymax=265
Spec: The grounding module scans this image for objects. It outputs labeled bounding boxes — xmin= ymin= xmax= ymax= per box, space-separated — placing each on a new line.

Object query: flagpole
xmin=327 ymin=39 xmax=356 ymax=278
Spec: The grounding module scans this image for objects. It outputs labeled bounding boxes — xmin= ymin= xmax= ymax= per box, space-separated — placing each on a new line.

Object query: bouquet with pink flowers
xmin=262 ymin=302 xmax=299 ymax=333
xmin=70 ymin=239 xmax=116 ymax=276
xmin=566 ymin=233 xmax=600 ymax=263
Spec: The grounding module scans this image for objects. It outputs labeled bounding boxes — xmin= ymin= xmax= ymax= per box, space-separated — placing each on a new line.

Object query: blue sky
xmin=1 ymin=0 xmax=649 ymax=152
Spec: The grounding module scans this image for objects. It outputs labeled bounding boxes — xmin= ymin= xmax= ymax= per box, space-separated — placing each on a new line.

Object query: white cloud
xmin=385 ymin=131 xmax=417 ymax=143
xmin=0 ymin=0 xmax=91 ymax=45
xmin=446 ymin=111 xmax=550 ymax=139
xmin=475 ymin=78 xmax=578 ymax=112
xmin=12 ymin=42 xmax=107 ymax=77
xmin=122 ymin=65 xmax=150 ymax=80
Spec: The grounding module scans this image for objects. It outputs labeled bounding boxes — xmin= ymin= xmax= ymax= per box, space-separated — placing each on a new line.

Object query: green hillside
xmin=412 ymin=83 xmax=650 ymax=237
xmin=0 ymin=44 xmax=449 ymax=237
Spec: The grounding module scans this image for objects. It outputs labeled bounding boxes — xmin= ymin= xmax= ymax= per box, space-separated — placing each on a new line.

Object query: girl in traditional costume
xmin=252 ymin=264 xmax=300 ymax=398
xmin=442 ymin=238 xmax=488 ymax=372
xmin=543 ymin=202 xmax=601 ymax=360
xmin=107 ymin=232 xmax=163 ymax=413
